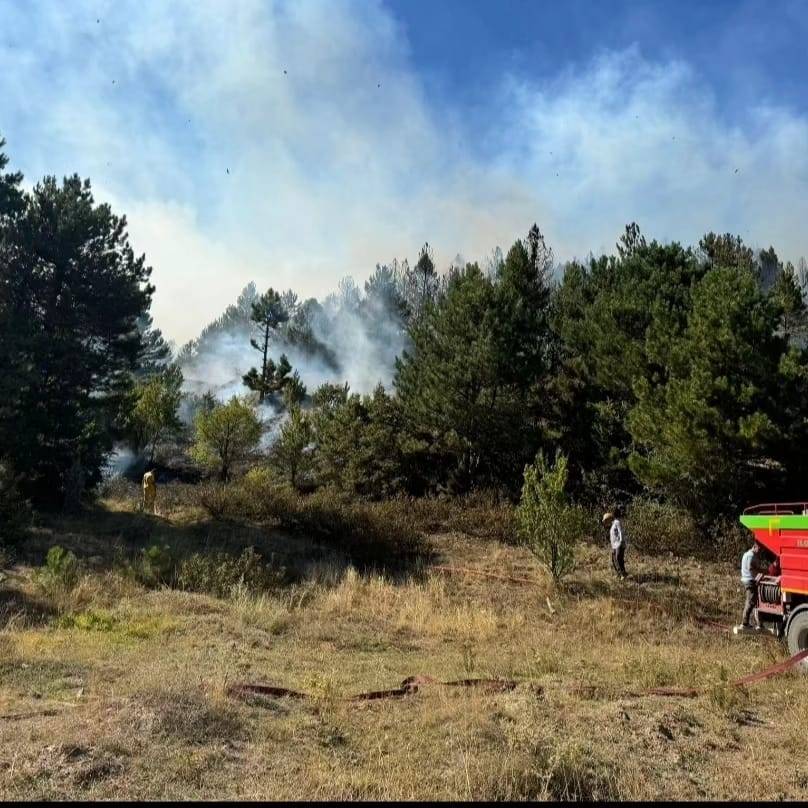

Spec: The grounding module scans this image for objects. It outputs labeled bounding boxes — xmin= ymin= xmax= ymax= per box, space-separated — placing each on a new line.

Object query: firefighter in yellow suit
xmin=142 ymin=470 xmax=157 ymax=515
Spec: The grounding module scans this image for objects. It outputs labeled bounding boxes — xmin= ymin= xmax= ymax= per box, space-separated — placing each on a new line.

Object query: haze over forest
xmin=2 ymin=0 xmax=808 ymax=347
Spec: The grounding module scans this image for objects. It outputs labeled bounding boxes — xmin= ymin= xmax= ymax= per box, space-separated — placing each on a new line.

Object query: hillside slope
xmin=1 ymin=493 xmax=805 ymax=800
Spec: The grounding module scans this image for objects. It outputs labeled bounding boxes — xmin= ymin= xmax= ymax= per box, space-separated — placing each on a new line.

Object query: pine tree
xmin=0 ymin=137 xmax=26 ymax=482
xmin=698 ymin=232 xmax=755 ymax=272
xmin=495 ymin=225 xmax=554 ymax=391
xmin=770 ymin=261 xmax=807 ymax=344
xmin=271 ymin=405 xmax=314 ymax=490
xmin=550 ymin=230 xmax=703 ymax=500
xmin=309 ymin=383 xmax=405 ymax=497
xmin=177 ymin=282 xmax=258 ymax=366
xmin=517 ymin=450 xmax=586 ymax=580
xmin=243 ymin=288 xmax=290 ymax=403
xmin=395 ymin=263 xmax=514 ymax=491
xmin=629 ymin=266 xmax=785 ymax=516
xmin=284 ymin=298 xmax=340 ymax=371
xmin=363 ymin=263 xmax=410 ymax=327
xmin=0 ymin=136 xmax=22 ymax=216
xmin=0 ymin=171 xmax=153 ymax=504
xmin=404 ymin=243 xmax=439 ymax=321
xmin=615 ymin=222 xmax=647 ymax=259
xmin=136 ymin=312 xmax=172 ymax=378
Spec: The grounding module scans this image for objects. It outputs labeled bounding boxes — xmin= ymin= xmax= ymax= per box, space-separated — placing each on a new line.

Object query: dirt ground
xmin=1 ymin=494 xmax=806 ymax=800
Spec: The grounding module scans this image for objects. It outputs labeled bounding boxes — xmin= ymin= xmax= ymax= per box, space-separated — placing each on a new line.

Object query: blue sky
xmin=1 ymin=0 xmax=807 ymax=343
xmin=389 ymin=0 xmax=808 ymax=120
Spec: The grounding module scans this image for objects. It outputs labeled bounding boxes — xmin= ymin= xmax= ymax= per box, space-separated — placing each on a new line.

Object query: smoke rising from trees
xmin=176 ymin=255 xmax=440 ymax=410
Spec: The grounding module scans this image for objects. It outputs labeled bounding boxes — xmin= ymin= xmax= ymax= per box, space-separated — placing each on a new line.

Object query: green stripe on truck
xmin=740 ymin=514 xmax=808 ymax=530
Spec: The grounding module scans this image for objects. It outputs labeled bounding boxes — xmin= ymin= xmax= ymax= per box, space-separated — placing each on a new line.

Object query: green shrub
xmin=123 ymin=539 xmax=283 ymax=598
xmin=175 ymin=547 xmax=284 ymax=598
xmin=624 ymin=497 xmax=700 ymax=556
xmin=198 ymin=468 xmax=424 ymax=569
xmin=139 ymin=543 xmax=175 ymax=587
xmin=270 ymin=405 xmax=316 ymax=491
xmin=57 ymin=609 xmax=117 ymax=632
xmin=191 ymin=396 xmax=261 ymax=481
xmin=37 ymin=545 xmax=80 ymax=593
xmin=516 ymin=451 xmax=587 ymax=581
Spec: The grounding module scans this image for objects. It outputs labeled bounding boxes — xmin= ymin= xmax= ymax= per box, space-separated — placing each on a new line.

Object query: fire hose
xmin=228 ymin=649 xmax=808 ymax=705
xmin=638 ymin=648 xmax=808 ymax=697
xmin=227 ymin=566 xmax=808 ymax=705
xmin=227 ymin=675 xmax=520 ymax=703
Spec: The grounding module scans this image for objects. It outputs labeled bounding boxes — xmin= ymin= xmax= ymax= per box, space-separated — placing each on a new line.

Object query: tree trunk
xmin=259 ymin=322 xmax=270 ymax=404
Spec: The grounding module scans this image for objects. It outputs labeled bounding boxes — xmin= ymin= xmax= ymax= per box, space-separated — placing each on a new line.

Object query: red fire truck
xmin=740 ymin=503 xmax=808 ymax=656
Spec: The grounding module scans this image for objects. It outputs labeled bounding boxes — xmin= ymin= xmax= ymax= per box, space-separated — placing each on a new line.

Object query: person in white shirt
xmin=740 ymin=541 xmax=761 ymax=628
xmin=602 ymin=511 xmax=627 ymax=579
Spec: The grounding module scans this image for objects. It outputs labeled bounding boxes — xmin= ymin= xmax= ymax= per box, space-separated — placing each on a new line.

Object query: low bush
xmin=708 ymin=515 xmax=751 ymax=560
xmin=197 ymin=480 xmax=231 ymax=519
xmin=624 ymin=497 xmax=701 ymax=556
xmin=127 ymin=540 xmax=284 ymax=598
xmin=139 ymin=543 xmax=175 ymax=587
xmin=98 ymin=475 xmax=139 ymax=504
xmin=138 ymin=689 xmax=245 ymax=744
xmin=34 ymin=545 xmax=83 ymax=611
xmin=99 ymin=477 xmax=203 ymax=517
xmin=175 ymin=547 xmax=285 ymax=598
xmin=198 ymin=468 xmax=425 ymax=569
xmin=516 ymin=451 xmax=588 ymax=581
xmin=57 ymin=609 xmax=117 ymax=632
xmin=542 ymin=741 xmax=622 ymax=801
xmin=36 ymin=545 xmax=81 ymax=594
xmin=387 ymin=490 xmax=516 ymax=543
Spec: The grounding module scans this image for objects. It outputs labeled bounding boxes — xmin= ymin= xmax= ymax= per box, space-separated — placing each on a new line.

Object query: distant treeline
xmin=2 ymin=136 xmax=807 ymax=523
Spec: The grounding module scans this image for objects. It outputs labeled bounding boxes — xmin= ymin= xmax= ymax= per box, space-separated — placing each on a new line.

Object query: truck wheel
xmin=786 ymin=611 xmax=808 ymax=665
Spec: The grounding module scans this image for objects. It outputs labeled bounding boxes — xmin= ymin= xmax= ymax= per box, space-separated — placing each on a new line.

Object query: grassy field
xmin=1 ymin=485 xmax=807 ymax=800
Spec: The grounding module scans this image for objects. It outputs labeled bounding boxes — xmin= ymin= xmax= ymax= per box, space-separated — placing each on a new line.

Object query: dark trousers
xmin=742 ymin=582 xmax=758 ymax=627
xmin=611 ymin=544 xmax=626 ymax=576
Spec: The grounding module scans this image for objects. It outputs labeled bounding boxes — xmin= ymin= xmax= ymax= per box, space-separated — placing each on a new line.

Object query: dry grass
xmin=1 ymin=491 xmax=808 ymax=800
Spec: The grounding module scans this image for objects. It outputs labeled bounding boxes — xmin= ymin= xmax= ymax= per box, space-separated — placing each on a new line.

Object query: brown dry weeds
xmin=0 ymin=492 xmax=805 ymax=800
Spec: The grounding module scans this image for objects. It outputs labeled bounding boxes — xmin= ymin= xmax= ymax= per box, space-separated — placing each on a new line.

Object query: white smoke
xmin=258 ymin=402 xmax=288 ymax=452
xmin=103 ymin=444 xmax=139 ymax=479
xmin=178 ymin=281 xmax=410 ymax=406
xmin=181 ymin=330 xmax=255 ymax=401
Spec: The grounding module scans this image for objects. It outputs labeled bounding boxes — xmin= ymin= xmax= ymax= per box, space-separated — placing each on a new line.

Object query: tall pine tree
xmin=629 ymin=266 xmax=785 ymax=517
xmin=0 ymin=172 xmax=153 ymax=504
xmin=243 ymin=288 xmax=290 ymax=403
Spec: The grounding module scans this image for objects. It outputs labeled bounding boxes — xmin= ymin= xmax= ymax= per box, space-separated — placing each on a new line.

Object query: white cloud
xmin=1 ymin=6 xmax=806 ymax=346
xmin=497 ymin=47 xmax=808 ymax=261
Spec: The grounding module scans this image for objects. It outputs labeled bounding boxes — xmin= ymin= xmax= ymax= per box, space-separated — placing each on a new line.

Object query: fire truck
xmin=740 ymin=503 xmax=808 ymax=656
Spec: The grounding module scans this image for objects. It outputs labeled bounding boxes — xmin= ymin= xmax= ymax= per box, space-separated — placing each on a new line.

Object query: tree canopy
xmin=3 ymin=128 xmax=808 ymax=538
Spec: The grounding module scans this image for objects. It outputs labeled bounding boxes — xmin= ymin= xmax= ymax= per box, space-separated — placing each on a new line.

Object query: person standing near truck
xmin=602 ymin=511 xmax=627 ymax=579
xmin=740 ymin=540 xmax=762 ymax=628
